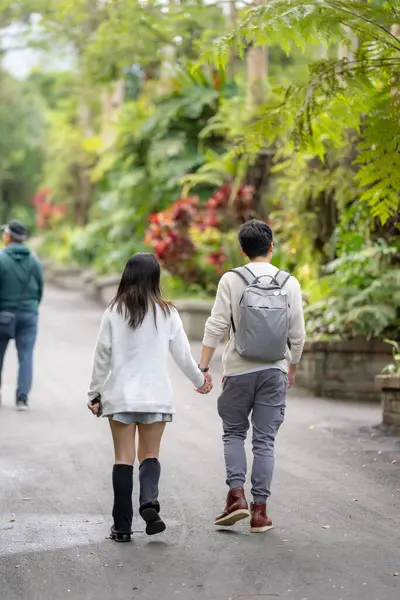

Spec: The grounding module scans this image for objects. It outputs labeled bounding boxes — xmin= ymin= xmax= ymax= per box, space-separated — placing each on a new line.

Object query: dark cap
xmin=1 ymin=220 xmax=28 ymax=242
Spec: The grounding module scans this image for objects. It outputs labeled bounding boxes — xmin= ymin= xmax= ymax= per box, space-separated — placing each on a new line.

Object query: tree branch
xmin=330 ymin=1 xmax=400 ymax=48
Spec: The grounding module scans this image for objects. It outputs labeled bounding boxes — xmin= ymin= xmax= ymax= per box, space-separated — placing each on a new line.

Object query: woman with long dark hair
xmin=87 ymin=253 xmax=211 ymax=542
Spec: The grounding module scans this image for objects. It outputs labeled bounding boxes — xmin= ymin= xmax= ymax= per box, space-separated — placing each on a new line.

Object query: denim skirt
xmin=110 ymin=412 xmax=173 ymax=424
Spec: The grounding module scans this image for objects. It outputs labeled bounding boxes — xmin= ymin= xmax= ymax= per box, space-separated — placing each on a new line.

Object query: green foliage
xmin=203 ymin=0 xmax=400 ymax=225
xmin=5 ymin=0 xmax=226 ymax=83
xmin=382 ymin=339 xmax=400 ymax=375
xmin=0 ymin=69 xmax=44 ymax=226
xmin=306 ymin=240 xmax=400 ymax=340
xmin=58 ymin=65 xmax=237 ymax=274
xmin=4 ymin=0 xmax=400 ymax=338
xmin=161 ymin=272 xmax=208 ymax=301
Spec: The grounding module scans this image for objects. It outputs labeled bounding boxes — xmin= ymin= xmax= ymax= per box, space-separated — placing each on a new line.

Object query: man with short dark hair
xmin=0 ymin=220 xmax=44 ymax=410
xmin=199 ymin=219 xmax=305 ymax=532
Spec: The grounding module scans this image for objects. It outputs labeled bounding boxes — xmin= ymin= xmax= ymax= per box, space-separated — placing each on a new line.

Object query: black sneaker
xmin=16 ymin=396 xmax=29 ymax=411
xmin=139 ymin=502 xmax=166 ymax=536
xmin=109 ymin=526 xmax=132 ymax=543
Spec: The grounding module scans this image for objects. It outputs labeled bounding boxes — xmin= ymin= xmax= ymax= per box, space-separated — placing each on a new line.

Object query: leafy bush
xmin=382 ymin=340 xmax=400 ymax=376
xmin=145 ymin=183 xmax=256 ymax=294
xmin=306 ymin=241 xmax=400 ymax=340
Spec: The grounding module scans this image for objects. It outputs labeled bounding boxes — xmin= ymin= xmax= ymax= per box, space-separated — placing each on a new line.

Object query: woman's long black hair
xmin=110 ymin=253 xmax=173 ymax=329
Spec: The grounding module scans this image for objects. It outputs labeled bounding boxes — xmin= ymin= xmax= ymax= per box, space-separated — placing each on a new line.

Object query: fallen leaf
xmin=309 ymin=425 xmax=315 ymax=430
xmin=90 ymin=521 xmax=103 ymax=525
xmin=9 ymin=519 xmax=15 ymax=523
xmin=322 ymin=525 xmax=331 ymax=529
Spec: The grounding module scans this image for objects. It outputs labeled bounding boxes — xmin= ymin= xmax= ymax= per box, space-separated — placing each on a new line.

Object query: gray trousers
xmin=218 ymin=368 xmax=287 ymax=504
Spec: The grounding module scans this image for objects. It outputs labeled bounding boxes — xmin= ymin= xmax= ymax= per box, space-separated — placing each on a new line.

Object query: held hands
xmin=196 ymin=371 xmax=213 ymax=395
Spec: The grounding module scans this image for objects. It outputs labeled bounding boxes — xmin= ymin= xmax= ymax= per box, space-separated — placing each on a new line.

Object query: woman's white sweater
xmin=87 ymin=306 xmax=205 ymax=416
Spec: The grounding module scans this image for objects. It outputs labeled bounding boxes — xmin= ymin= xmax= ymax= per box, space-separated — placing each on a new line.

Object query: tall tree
xmin=206 ymin=0 xmax=400 ymax=226
xmin=0 ymin=69 xmax=44 ymax=224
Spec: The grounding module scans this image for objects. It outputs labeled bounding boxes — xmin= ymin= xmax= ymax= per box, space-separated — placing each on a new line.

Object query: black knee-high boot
xmin=139 ymin=458 xmax=166 ymax=536
xmin=111 ymin=464 xmax=133 ymax=541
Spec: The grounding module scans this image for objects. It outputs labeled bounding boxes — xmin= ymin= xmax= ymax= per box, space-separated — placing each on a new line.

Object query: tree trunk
xmin=246 ymin=0 xmax=268 ymax=108
xmin=244 ymin=151 xmax=273 ymax=218
xmin=158 ymin=0 xmax=179 ymax=93
xmin=101 ymin=80 xmax=125 ymax=146
xmin=244 ymin=0 xmax=270 ymax=213
xmin=71 ymin=163 xmax=93 ymax=227
xmin=338 ymin=25 xmax=358 ymax=61
xmin=227 ymin=0 xmax=237 ymax=78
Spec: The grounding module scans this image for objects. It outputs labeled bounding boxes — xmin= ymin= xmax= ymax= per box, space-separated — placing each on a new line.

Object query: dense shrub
xmin=305 ymin=241 xmax=400 ymax=340
xmin=145 ymin=182 xmax=255 ymax=293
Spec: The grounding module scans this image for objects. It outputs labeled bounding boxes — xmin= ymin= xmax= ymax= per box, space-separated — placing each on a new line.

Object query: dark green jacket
xmin=0 ymin=245 xmax=44 ymax=313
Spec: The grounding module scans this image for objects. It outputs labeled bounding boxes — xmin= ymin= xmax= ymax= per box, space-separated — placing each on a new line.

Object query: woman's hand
xmin=87 ymin=400 xmax=101 ymax=417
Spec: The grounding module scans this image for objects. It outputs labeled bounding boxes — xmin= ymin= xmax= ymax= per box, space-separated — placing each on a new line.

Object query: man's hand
xmin=288 ymin=364 xmax=297 ymax=389
xmin=196 ymin=373 xmax=213 ymax=394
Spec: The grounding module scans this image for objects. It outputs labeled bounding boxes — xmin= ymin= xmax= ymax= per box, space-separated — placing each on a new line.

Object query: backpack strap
xmin=228 ymin=266 xmax=256 ymax=286
xmin=227 ymin=267 xmax=256 ymax=333
xmin=275 ymin=269 xmax=291 ymax=288
xmin=275 ymin=269 xmax=292 ymax=350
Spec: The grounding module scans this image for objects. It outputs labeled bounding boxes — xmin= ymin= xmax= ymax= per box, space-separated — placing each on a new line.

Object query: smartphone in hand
xmin=90 ymin=394 xmax=103 ymax=418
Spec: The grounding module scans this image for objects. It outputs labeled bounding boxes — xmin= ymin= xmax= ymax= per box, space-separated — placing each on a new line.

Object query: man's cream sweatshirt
xmin=203 ymin=262 xmax=306 ymax=377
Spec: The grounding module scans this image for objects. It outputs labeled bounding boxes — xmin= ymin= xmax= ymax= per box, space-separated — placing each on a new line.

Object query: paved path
xmin=0 ymin=287 xmax=399 ymax=600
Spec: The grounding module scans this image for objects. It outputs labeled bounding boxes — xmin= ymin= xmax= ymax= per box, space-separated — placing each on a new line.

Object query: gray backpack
xmin=229 ymin=266 xmax=291 ymax=362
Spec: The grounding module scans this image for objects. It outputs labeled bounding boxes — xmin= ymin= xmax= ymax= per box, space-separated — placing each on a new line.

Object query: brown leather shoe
xmin=250 ymin=503 xmax=274 ymax=533
xmin=214 ymin=488 xmax=250 ymax=527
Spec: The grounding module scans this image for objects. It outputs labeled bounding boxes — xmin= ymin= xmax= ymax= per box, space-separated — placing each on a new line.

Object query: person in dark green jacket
xmin=0 ymin=220 xmax=44 ymax=410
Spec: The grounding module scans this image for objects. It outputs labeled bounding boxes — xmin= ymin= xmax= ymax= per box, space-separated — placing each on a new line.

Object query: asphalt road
xmin=0 ymin=287 xmax=399 ymax=600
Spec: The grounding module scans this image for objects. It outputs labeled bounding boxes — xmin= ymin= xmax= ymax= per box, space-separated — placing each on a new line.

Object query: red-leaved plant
xmin=145 ymin=182 xmax=255 ymax=284
xmin=32 ymin=187 xmax=67 ymax=229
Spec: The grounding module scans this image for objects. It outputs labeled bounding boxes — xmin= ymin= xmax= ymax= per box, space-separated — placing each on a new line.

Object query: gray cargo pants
xmin=218 ymin=368 xmax=287 ymax=504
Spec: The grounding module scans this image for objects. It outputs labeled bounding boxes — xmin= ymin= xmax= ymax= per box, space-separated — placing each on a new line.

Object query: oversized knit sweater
xmin=88 ymin=306 xmax=205 ymax=416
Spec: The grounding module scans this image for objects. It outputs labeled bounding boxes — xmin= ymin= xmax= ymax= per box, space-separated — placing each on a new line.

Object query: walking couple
xmin=88 ymin=219 xmax=305 ymax=541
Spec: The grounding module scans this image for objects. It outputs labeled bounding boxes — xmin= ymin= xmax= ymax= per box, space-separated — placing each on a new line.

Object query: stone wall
xmin=296 ymin=339 xmax=392 ymax=401
xmin=43 ymin=262 xmax=212 ymax=341
xmin=43 ymin=263 xmax=87 ymax=291
xmin=43 ymin=263 xmax=394 ymax=400
xmin=377 ymin=375 xmax=400 ymax=428
xmin=174 ymin=299 xmax=213 ymax=341
xmin=96 ymin=275 xmax=120 ymax=306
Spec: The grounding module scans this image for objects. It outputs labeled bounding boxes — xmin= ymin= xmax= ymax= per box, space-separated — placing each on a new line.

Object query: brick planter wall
xmin=296 ymin=339 xmax=392 ymax=401
xmin=44 ymin=264 xmax=86 ymax=291
xmin=376 ymin=375 xmax=400 ymax=428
